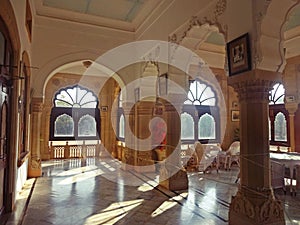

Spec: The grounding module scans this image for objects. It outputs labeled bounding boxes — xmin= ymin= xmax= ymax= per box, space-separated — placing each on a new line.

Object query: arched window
xmin=54 ymin=114 xmax=74 ymax=137
xmin=78 ymin=115 xmax=97 ymax=137
xmin=181 ymin=79 xmax=219 ymax=144
xmin=198 ymin=113 xmax=216 ymax=139
xmin=50 ymin=85 xmax=100 ymax=140
xmin=269 ymin=83 xmax=289 ymax=146
xmin=119 ymin=114 xmax=125 ymax=139
xmin=181 ymin=112 xmax=194 ymax=140
xmin=117 ymin=90 xmax=125 ymax=140
xmin=269 ymin=83 xmax=285 ymax=105
xmin=274 ymin=112 xmax=287 ymax=142
xmin=184 ymin=81 xmax=216 ymax=106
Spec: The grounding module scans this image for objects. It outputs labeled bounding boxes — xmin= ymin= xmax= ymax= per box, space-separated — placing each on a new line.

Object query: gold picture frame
xmin=231 ymin=110 xmax=240 ymax=122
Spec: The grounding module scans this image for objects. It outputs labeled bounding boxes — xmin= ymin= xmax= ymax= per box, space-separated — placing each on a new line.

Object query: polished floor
xmin=4 ymin=157 xmax=300 ymax=225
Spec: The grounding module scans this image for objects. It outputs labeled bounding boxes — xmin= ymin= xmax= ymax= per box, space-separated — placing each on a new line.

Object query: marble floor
xmin=4 ymin=157 xmax=300 ymax=225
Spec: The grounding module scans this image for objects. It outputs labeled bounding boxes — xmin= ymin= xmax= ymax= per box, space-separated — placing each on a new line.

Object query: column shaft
xmin=28 ymin=98 xmax=43 ymax=177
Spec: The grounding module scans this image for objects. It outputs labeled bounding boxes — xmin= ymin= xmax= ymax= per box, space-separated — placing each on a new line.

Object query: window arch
xmin=198 ymin=113 xmax=216 ymax=139
xmin=119 ymin=114 xmax=125 ymax=139
xmin=181 ymin=112 xmax=194 ymax=140
xmin=184 ymin=80 xmax=216 ymax=106
xmin=50 ymin=85 xmax=100 ymax=140
xmin=78 ymin=115 xmax=97 ymax=137
xmin=181 ymin=79 xmax=220 ymax=144
xmin=117 ymin=90 xmax=125 ymax=141
xmin=54 ymin=114 xmax=74 ymax=137
xmin=269 ymin=83 xmax=289 ymax=146
xmin=269 ymin=83 xmax=285 ymax=105
xmin=274 ymin=112 xmax=287 ymax=142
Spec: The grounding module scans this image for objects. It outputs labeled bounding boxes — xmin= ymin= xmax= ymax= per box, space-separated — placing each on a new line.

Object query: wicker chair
xmin=225 ymin=141 xmax=240 ymax=170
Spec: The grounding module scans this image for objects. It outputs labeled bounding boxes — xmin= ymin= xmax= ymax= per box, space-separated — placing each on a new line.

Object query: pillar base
xmin=28 ymin=158 xmax=42 ymax=178
xmin=159 ymin=167 xmax=188 ymax=191
xmin=229 ymin=190 xmax=285 ymax=225
xmin=28 ymin=167 xmax=42 ymax=178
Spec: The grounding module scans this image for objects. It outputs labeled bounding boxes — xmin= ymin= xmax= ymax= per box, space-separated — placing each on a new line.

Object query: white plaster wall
xmin=9 ymin=0 xmax=32 ymax=60
xmin=31 ymin=16 xmax=135 ymax=97
xmin=223 ymin=0 xmax=253 ymax=41
xmin=16 ymin=159 xmax=29 ymax=193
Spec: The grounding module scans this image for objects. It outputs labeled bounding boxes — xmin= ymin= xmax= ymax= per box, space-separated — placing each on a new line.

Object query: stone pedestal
xmin=28 ymin=98 xmax=43 ymax=178
xmin=228 ymin=70 xmax=285 ymax=225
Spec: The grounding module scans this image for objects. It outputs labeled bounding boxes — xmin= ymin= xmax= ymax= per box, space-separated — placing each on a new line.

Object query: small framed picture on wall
xmin=231 ymin=110 xmax=240 ymax=122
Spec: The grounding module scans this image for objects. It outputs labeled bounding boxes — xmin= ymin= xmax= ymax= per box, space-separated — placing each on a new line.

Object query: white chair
xmin=224 ymin=141 xmax=240 ymax=170
xmin=194 ymin=141 xmax=206 ymax=172
xmin=185 ymin=146 xmax=198 ymax=172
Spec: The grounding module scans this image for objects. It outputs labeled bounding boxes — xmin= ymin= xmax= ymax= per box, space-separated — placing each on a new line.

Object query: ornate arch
xmin=32 ymin=51 xmax=99 ymax=98
xmin=256 ymin=0 xmax=300 ymax=72
xmin=169 ymin=0 xmax=228 ymax=45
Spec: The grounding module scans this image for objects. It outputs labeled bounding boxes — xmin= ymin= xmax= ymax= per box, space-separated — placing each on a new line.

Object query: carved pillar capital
xmin=228 ymin=69 xmax=281 ymax=103
xmin=231 ymin=79 xmax=274 ymax=103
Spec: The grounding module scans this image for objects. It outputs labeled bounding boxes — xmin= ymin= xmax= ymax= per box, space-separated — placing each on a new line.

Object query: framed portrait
xmin=158 ymin=73 xmax=168 ymax=96
xmin=231 ymin=110 xmax=240 ymax=122
xmin=227 ymin=33 xmax=251 ymax=76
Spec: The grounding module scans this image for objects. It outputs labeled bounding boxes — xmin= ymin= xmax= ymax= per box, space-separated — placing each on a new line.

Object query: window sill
xmin=18 ymin=151 xmax=30 ymax=167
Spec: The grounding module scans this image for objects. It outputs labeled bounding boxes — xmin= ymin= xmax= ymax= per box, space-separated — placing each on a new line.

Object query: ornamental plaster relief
xmin=168 ymin=0 xmax=227 ymax=45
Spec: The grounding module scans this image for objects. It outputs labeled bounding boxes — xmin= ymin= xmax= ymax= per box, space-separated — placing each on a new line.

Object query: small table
xmin=270 ymin=152 xmax=300 ymax=192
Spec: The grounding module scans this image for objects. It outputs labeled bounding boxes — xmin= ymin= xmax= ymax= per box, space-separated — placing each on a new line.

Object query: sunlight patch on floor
xmin=84 ymin=199 xmax=144 ymax=225
xmin=58 ymin=168 xmax=104 ymax=185
xmin=137 ymin=179 xmax=158 ymax=192
xmin=151 ymin=192 xmax=188 ymax=217
xmin=42 ymin=161 xmax=63 ymax=168
xmin=199 ymin=188 xmax=217 ymax=211
xmin=56 ymin=165 xmax=99 ymax=176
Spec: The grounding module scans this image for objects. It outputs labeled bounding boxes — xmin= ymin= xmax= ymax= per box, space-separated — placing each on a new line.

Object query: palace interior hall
xmin=3 ymin=0 xmax=300 ymax=224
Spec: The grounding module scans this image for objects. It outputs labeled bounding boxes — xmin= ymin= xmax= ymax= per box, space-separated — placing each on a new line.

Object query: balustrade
xmin=49 ymin=141 xmax=101 ymax=159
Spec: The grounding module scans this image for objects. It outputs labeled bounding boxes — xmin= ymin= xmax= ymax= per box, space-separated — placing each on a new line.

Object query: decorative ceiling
xmin=34 ymin=0 xmax=160 ymax=31
xmin=42 ymin=0 xmax=147 ymax=22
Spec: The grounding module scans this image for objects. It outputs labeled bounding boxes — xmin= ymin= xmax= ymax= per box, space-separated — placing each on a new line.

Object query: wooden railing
xmin=49 ymin=141 xmax=101 ymax=159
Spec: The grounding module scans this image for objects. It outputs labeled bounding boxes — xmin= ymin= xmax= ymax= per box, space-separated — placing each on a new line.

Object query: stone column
xmin=121 ymin=103 xmax=136 ymax=170
xmin=228 ymin=70 xmax=285 ymax=225
xmin=285 ymin=104 xmax=298 ymax=152
xmin=28 ymin=98 xmax=43 ymax=177
xmin=159 ymin=94 xmax=188 ymax=191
